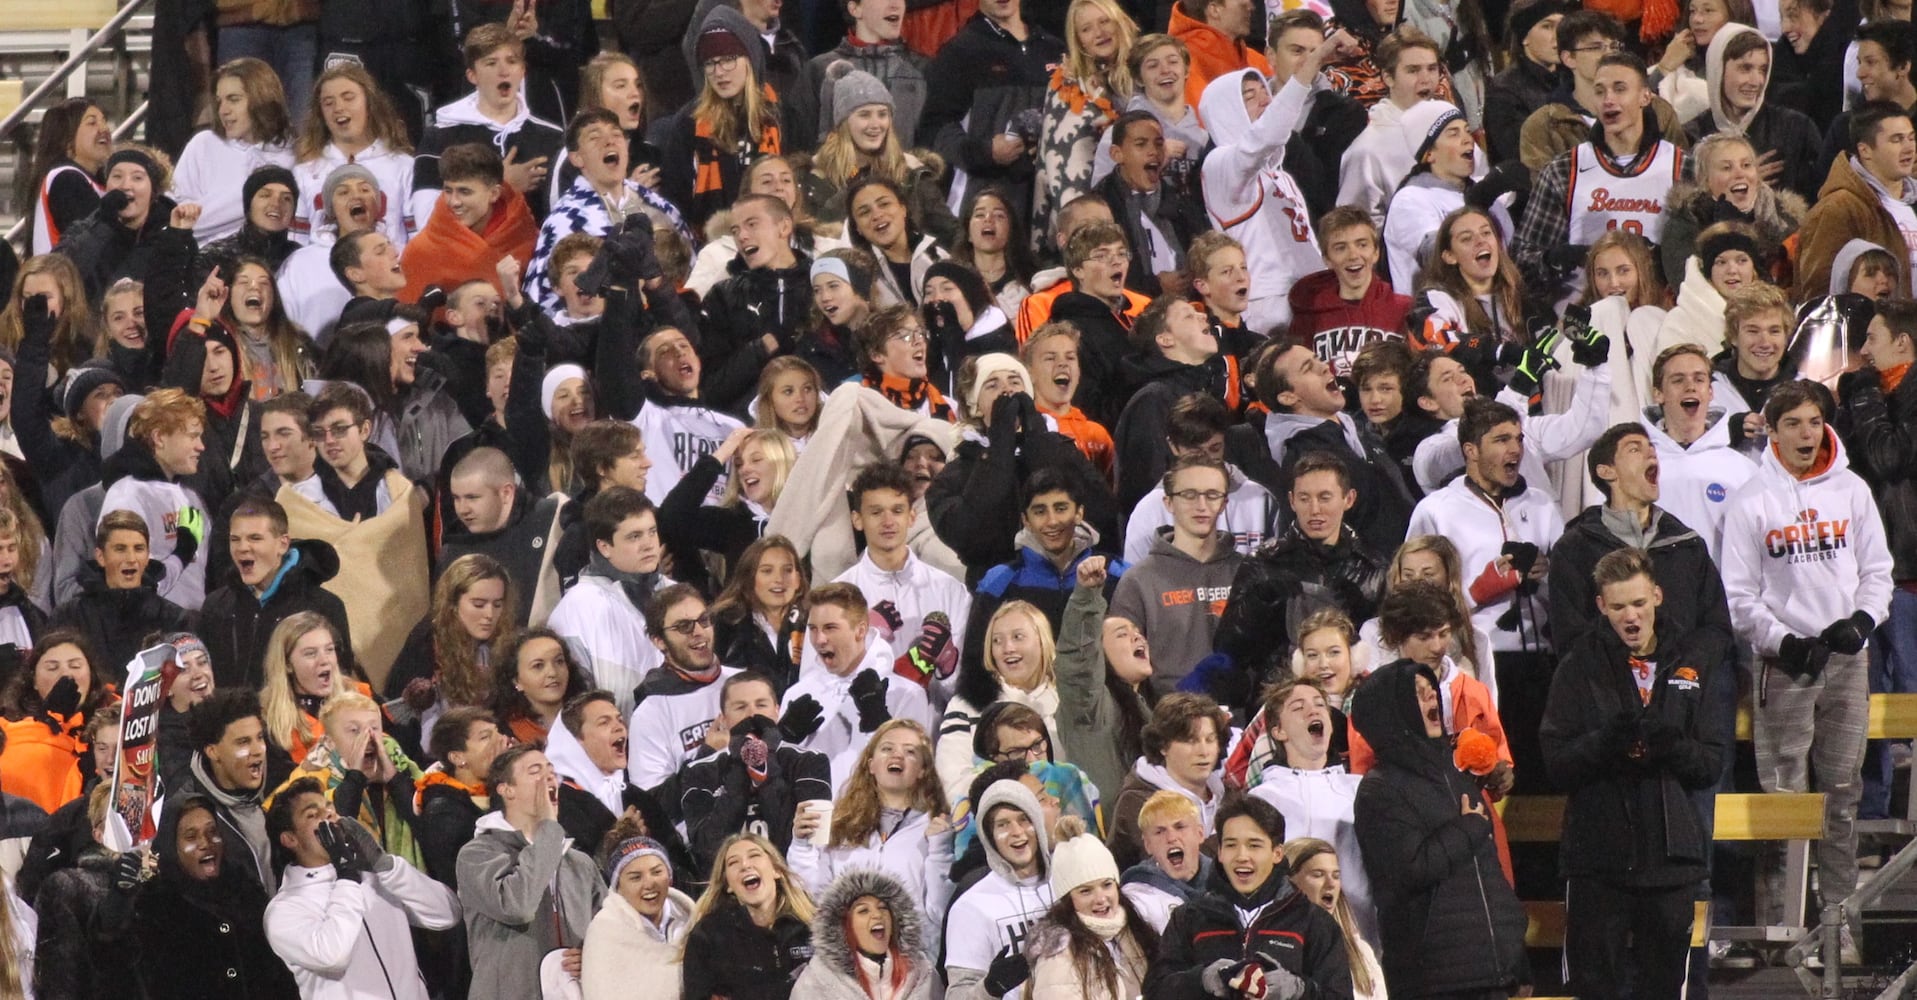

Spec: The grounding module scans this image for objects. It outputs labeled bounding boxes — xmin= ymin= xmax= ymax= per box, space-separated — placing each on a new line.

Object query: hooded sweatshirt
xmin=1796 ymin=154 xmax=1917 ymax=302
xmin=545 ymin=713 xmax=631 ymax=815
xmin=1119 ymin=852 xmax=1216 ymax=933
xmin=1685 ymin=24 xmax=1825 ymax=202
xmin=411 ymin=91 xmax=567 ymax=224
xmin=1719 ymin=427 xmax=1894 ymax=658
xmin=456 ymin=812 xmax=606 ymax=1000
xmin=1198 ymin=69 xmax=1322 ymax=333
xmin=1124 ymin=464 xmax=1277 ymax=562
xmin=1641 ymin=406 xmax=1759 ymax=558
xmin=793 ymin=868 xmax=938 ymax=1000
xmin=783 ymin=637 xmax=937 ymax=791
xmin=944 ymin=780 xmax=1056 ymax=1000
xmin=99 ymin=432 xmax=210 ymax=610
xmin=1110 ymin=528 xmax=1243 ymax=680
xmin=547 ymin=561 xmax=669 ymax=717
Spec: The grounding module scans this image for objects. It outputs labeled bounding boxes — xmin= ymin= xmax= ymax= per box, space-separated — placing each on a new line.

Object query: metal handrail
xmin=0 ymin=0 xmax=152 ymax=140
xmin=4 ymin=99 xmax=148 ymax=245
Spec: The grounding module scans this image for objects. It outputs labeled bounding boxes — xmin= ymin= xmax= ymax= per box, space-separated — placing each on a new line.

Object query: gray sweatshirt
xmin=456 ymin=814 xmax=606 ymax=1000
xmin=1109 ymin=528 xmax=1245 ymax=688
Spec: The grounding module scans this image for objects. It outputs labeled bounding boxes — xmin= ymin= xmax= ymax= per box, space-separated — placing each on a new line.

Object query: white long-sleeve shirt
xmin=1407 ymin=475 xmax=1566 ymax=652
xmin=780 ymin=640 xmax=936 ymax=791
xmin=264 ymin=859 xmax=462 ymax=1000
xmin=1198 ymin=70 xmax=1322 ymax=333
xmin=172 ymin=131 xmax=295 ymax=243
xmin=1413 ymin=362 xmax=1613 ymax=495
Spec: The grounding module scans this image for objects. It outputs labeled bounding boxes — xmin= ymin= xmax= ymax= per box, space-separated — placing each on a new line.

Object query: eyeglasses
xmin=664 ymin=612 xmax=714 ymax=635
xmin=314 ymin=420 xmax=364 ymax=441
xmin=992 ymin=735 xmax=1049 ymax=762
xmin=1088 ymin=249 xmax=1133 ymax=265
xmin=1170 ymin=489 xmax=1228 ymax=505
xmin=703 ymin=55 xmax=743 ymax=71
xmin=889 ymin=329 xmax=928 ymax=346
xmin=1573 ymin=41 xmax=1622 ymax=53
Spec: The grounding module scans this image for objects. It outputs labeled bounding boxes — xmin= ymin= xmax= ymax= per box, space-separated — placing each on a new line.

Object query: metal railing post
xmin=0 ymin=0 xmax=154 ymax=141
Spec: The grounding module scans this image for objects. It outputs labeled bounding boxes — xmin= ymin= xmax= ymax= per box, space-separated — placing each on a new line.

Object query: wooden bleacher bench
xmin=4 ymin=0 xmax=117 ymax=31
xmin=1502 ymin=793 xmax=1825 ymax=948
xmin=1858 ymin=693 xmax=1917 ymax=836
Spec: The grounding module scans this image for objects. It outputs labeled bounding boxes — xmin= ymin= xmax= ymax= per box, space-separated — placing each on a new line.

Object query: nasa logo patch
xmin=1707 ymin=483 xmax=1727 ymax=503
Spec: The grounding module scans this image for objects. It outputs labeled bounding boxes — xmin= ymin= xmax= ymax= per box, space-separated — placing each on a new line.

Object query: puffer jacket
xmin=53 ymin=193 xmax=178 ymax=300
xmin=1144 ymin=862 xmax=1351 ymax=1000
xmin=1351 ymin=660 xmax=1527 ymax=999
xmin=1540 ymin=623 xmax=1728 ymax=887
xmin=28 ymin=845 xmax=117 ymax=1000
xmin=1213 ymin=524 xmax=1388 ymax=710
xmin=791 ymin=868 xmax=936 ymax=1000
xmin=1838 ymin=368 xmax=1917 ymax=581
xmin=698 ymin=254 xmax=816 ymax=412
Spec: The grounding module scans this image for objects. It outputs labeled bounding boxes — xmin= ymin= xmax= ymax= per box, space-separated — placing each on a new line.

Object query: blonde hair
xmin=753 ymin=356 xmax=823 ymax=436
xmin=260 ymin=611 xmax=347 ymax=753
xmin=296 ymin=63 xmax=413 ymax=162
xmin=318 ymin=689 xmax=381 ymax=730
xmin=692 ymin=832 xmax=816 ymax=924
xmin=1063 ymin=0 xmax=1140 ymax=97
xmin=129 ymin=387 xmax=207 ymax=443
xmin=693 ymin=61 xmax=778 ymax=151
xmin=1282 ymin=838 xmax=1376 ymax=996
xmin=0 ymin=506 xmax=44 ymax=596
xmin=720 ymin=428 xmax=797 ymax=509
xmin=813 ymin=116 xmax=908 ymax=191
xmin=1136 ymin=788 xmax=1200 ymax=829
xmin=828 ymin=719 xmax=947 ymax=847
xmin=0 ymin=253 xmax=94 ymax=376
xmin=987 ymin=600 xmax=1058 ymax=690
xmin=579 ymin=52 xmax=644 ymax=120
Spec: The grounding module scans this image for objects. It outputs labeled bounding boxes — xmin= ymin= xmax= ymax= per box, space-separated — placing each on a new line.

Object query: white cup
xmin=807 ymin=801 xmax=834 ymax=847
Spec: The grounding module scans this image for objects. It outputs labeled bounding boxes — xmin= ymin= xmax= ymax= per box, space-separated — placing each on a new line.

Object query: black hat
xmin=1507 ymin=0 xmax=1575 ymax=48
xmin=60 ymin=360 xmax=128 ymax=420
xmin=243 ymin=165 xmax=298 ymax=212
xmin=924 ymin=260 xmax=993 ymax=318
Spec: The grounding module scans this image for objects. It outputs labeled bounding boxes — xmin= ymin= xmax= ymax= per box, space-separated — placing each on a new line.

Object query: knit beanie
xmin=106 ymin=148 xmax=161 ymax=187
xmin=101 ymin=393 xmax=145 ymax=459
xmin=1506 ymin=0 xmax=1574 ymax=48
xmin=1400 ymin=100 xmax=1466 ymax=172
xmin=968 ymin=353 xmax=1031 ymax=419
xmin=60 ymin=360 xmax=128 ymax=420
xmin=924 ymin=260 xmax=993 ymax=319
xmin=322 ymin=163 xmax=380 ymax=223
xmin=898 ymin=431 xmax=945 ymax=461
xmin=1048 ymin=817 xmax=1120 ymax=897
xmin=813 ymin=249 xmax=876 ymax=300
xmin=697 ymin=25 xmax=751 ymax=65
xmin=693 ymin=6 xmax=768 ymax=84
xmin=165 ymin=632 xmax=209 ymax=665
xmin=244 ymin=165 xmax=299 ymax=210
xmin=542 ymin=364 xmax=589 ymax=420
xmin=1699 ymin=228 xmax=1764 ymax=275
xmin=826 ymin=60 xmax=895 ymax=131
xmin=605 ymin=835 xmax=672 ymax=885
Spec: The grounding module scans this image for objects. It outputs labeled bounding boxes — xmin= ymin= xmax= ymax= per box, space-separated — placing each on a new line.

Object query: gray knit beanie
xmin=826 ymin=61 xmax=895 ymax=132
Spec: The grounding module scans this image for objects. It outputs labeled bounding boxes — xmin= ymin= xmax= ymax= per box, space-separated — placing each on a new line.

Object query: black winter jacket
xmin=1145 ymin=865 xmax=1352 ymax=1000
xmin=1095 ymin=172 xmax=1211 ymax=297
xmin=678 ymin=715 xmax=833 ymax=870
xmin=1112 ymin=352 xmax=1240 ymax=515
xmin=1547 ymin=504 xmax=1736 ymax=667
xmin=1839 ymin=369 xmax=1917 ymax=581
xmin=415 ymin=775 xmax=486 ymax=887
xmin=660 ymin=453 xmax=766 ymax=595
xmin=926 ymin=402 xmax=1119 ymax=586
xmin=49 ymin=562 xmax=189 ymax=678
xmin=199 ymin=539 xmax=353 ymax=691
xmin=1769 ymin=13 xmax=1853 ymax=130
xmin=10 ymin=303 xmax=101 ymax=518
xmin=1484 ymin=56 xmax=1560 ymax=166
xmin=1351 ymin=660 xmax=1528 ymax=999
xmin=1229 ymin=410 xmax=1414 ymax=547
xmin=1213 ymin=524 xmax=1388 ymax=711
xmin=712 ymin=603 xmax=806 ymax=696
xmin=920 ymin=14 xmax=1065 ymax=216
xmin=1540 ymin=624 xmax=1727 ymax=887
xmin=1048 ymin=290 xmax=1141 ymax=430
xmin=30 ymin=847 xmax=118 ymax=1000
xmin=680 ymin=897 xmax=815 ymax=1000
xmin=697 ymin=256 xmax=816 ymax=413
xmin=1683 ymin=101 xmax=1824 ymax=204
xmin=53 ymin=194 xmax=177 ymax=300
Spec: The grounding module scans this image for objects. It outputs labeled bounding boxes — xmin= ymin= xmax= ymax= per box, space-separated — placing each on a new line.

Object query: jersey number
xmin=1282 ymin=207 xmax=1311 ymax=242
xmin=1606 ymin=219 xmax=1645 ymax=235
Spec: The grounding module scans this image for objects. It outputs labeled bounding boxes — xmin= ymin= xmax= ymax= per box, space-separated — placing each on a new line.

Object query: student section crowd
xmin=0 ymin=0 xmax=1914 ymax=995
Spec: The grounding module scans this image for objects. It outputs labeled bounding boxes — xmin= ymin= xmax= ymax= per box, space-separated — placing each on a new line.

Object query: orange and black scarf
xmin=693 ymin=84 xmax=783 ymax=201
xmin=866 ymin=372 xmax=954 ymax=422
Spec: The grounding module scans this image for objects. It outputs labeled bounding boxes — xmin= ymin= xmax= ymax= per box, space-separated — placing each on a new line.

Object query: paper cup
xmin=807 ymin=801 xmax=834 ymax=847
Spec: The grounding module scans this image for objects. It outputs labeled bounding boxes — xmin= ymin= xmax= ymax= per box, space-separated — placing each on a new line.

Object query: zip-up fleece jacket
xmin=1111 ymin=528 xmax=1243 ymax=682
xmin=1539 ymin=624 xmax=1729 ymax=888
xmin=263 ymin=855 xmax=462 ymax=1000
xmin=1143 ymin=865 xmax=1352 ymax=1000
xmin=411 ymin=92 xmax=566 ymax=223
xmin=1720 ymin=428 xmax=1894 ymax=658
xmin=455 ymin=814 xmax=605 ymax=1000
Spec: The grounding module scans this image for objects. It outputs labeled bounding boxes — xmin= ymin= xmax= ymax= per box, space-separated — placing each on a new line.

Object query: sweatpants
xmin=1753 ymin=650 xmax=1870 ymax=921
xmin=1564 ymin=877 xmax=1694 ymax=1000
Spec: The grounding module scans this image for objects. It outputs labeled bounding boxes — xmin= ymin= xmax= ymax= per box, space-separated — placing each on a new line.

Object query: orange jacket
xmin=0 ymin=714 xmax=84 ymax=813
xmin=1349 ymin=665 xmax=1516 ymax=884
xmin=399 ymin=184 xmax=539 ymax=304
xmin=1017 ymin=278 xmax=1074 ymax=343
xmin=1039 ymin=402 xmax=1116 ymax=482
xmin=1170 ymin=5 xmax=1273 ymax=111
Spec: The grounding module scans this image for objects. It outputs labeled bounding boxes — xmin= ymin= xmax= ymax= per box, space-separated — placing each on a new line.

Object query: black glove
xmin=778 ymin=694 xmax=825 ymax=743
xmin=1465 ymin=160 xmax=1530 ymax=210
xmin=1544 ymin=242 xmax=1590 ymax=275
xmin=1711 ymin=194 xmax=1757 ymax=225
xmin=596 ymin=222 xmax=663 ymax=289
xmin=1504 ymin=341 xmax=1561 ymax=396
xmin=988 ymin=390 xmax=1028 ymax=446
xmin=110 ymin=850 xmax=150 ymax=894
xmin=848 ymin=669 xmax=891 ymax=733
xmin=982 ymin=943 xmax=1031 ymax=995
xmin=1603 ymin=709 xmax=1642 ymax=758
xmin=22 ymin=293 xmax=53 ymax=334
xmin=41 ymin=675 xmax=82 ymax=720
xmin=316 ymin=820 xmax=367 ymax=882
xmin=1819 ymin=612 xmax=1875 ymax=656
xmin=1777 ymin=634 xmax=1831 ymax=680
xmin=340 ymin=816 xmax=392 ymax=873
xmin=871 ymin=599 xmax=904 ymax=633
xmin=1838 ymin=366 xmax=1880 ymax=403
xmin=97 ymin=188 xmax=132 ymax=220
xmin=1560 ymin=302 xmax=1611 ymax=368
xmin=1502 ymin=541 xmax=1540 ymax=576
xmin=923 ymin=299 xmax=961 ymax=339
xmin=416 ymin=285 xmax=447 ymax=315
xmin=1639 ymin=717 xmax=1683 ymax=762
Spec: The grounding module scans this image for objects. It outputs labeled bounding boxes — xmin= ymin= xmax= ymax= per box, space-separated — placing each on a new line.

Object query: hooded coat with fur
xmin=792 ymin=868 xmax=936 ymax=1000
xmin=1656 ymin=176 xmax=1807 ymax=290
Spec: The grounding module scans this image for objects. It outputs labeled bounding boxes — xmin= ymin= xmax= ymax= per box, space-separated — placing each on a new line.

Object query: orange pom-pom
xmin=1453 ymin=728 xmax=1499 ymax=776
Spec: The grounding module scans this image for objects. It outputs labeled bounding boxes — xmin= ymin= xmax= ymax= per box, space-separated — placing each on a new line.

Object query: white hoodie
xmin=1642 ymin=407 xmax=1759 ymax=559
xmin=1413 ymin=362 xmax=1613 ymax=496
xmin=780 ymin=639 xmax=936 ymax=790
xmin=1407 ymin=474 xmax=1566 ymax=652
xmin=263 ymin=857 xmax=462 ymax=1000
xmin=172 ymin=131 xmax=295 ymax=242
xmin=99 ymin=474 xmax=208 ymax=610
xmin=1719 ymin=428 xmax=1893 ymax=657
xmin=786 ymin=807 xmax=957 ymax=943
xmin=1338 ymin=99 xmax=1412 ymax=229
xmin=544 ymin=711 xmax=630 ymax=814
xmin=1198 ymin=70 xmax=1322 ymax=333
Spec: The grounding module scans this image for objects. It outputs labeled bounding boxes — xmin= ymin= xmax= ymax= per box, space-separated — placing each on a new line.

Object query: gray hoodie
xmin=456 ymin=813 xmax=606 ymax=1000
xmin=1109 ymin=528 xmax=1244 ymax=686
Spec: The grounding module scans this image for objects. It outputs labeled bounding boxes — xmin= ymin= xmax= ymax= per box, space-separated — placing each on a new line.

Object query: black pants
xmin=1565 ymin=878 xmax=1694 ymax=1000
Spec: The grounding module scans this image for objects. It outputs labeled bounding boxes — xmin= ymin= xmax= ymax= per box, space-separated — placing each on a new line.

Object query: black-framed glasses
xmin=314 ymin=420 xmax=364 ymax=441
xmin=992 ymin=735 xmax=1049 ymax=762
xmin=1573 ymin=41 xmax=1622 ymax=53
xmin=665 ymin=612 xmax=714 ymax=635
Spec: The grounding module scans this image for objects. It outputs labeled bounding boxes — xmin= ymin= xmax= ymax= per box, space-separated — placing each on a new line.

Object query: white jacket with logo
xmin=263 ymin=858 xmax=461 ymax=1000
xmin=1720 ymin=429 xmax=1893 ymax=656
xmin=1407 ymin=475 xmax=1566 ymax=652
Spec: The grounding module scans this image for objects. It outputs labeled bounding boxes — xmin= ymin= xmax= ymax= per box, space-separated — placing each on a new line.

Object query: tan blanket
xmin=278 ymin=471 xmax=430 ymax=691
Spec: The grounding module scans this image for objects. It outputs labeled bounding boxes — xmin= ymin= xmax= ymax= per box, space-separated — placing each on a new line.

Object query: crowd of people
xmin=0 ymin=0 xmax=1913 ymax=995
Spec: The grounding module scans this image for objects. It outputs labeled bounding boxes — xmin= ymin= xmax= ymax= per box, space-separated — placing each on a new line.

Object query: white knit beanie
xmin=541 ymin=364 xmax=588 ymax=420
xmin=967 ymin=352 xmax=1031 ymax=419
xmin=1048 ymin=818 xmax=1120 ymax=897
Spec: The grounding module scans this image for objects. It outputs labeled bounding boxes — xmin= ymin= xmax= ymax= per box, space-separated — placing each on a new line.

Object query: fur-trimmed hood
xmin=1665 ymin=178 xmax=1807 ymax=248
xmin=809 ymin=868 xmax=927 ymax=973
